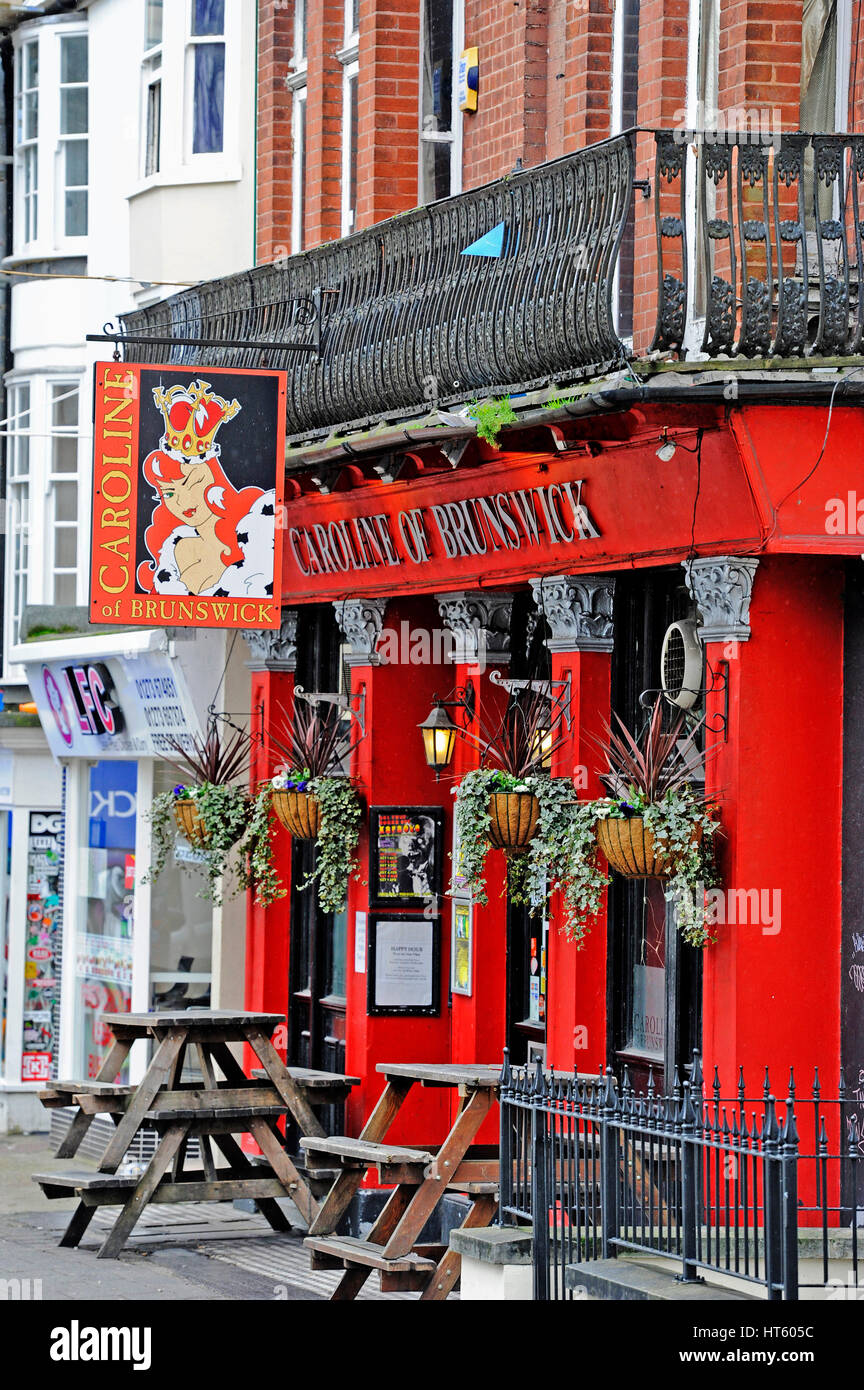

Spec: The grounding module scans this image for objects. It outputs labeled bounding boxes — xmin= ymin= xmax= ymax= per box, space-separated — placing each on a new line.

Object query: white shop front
xmin=14 ymin=627 xmax=233 ymax=1098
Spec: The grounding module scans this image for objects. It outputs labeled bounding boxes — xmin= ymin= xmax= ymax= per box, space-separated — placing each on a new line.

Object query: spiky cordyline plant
xmin=594 ymin=695 xmax=711 ymax=805
xmin=163 ymin=721 xmax=251 ymax=788
xmin=145 ymin=720 xmax=284 ymax=909
xmin=269 ymin=700 xmax=360 ymax=781
xmin=464 ymin=686 xmax=566 ymax=785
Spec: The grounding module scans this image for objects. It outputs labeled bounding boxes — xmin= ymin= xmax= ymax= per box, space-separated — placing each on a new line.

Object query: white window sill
xmin=4 ymin=245 xmax=89 ymax=269
xmin=127 ymin=164 xmax=243 ymax=199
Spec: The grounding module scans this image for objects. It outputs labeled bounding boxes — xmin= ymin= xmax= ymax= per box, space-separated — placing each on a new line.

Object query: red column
xmin=243 ymin=616 xmax=298 ymax=1055
xmin=530 ymin=575 xmax=615 ymax=1077
xmin=436 ymin=591 xmax=515 ymax=1074
xmin=687 ymin=556 xmax=843 ymax=1092
xmin=336 ymin=596 xmax=453 ymax=1141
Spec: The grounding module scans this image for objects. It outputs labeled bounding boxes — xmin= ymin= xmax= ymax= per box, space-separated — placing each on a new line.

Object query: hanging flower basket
xmin=172 ymin=796 xmax=208 ymax=849
xmin=487 ymin=791 xmax=540 ymax=852
xmin=596 ymin=813 xmax=704 ymax=879
xmin=172 ymin=793 xmax=248 ymax=851
xmin=272 ymin=788 xmax=321 ymax=839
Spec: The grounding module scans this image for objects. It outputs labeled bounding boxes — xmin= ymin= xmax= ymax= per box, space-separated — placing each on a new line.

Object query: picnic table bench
xmin=302 ymin=1062 xmax=502 ymax=1301
xmin=34 ymin=1009 xmax=359 ymax=1260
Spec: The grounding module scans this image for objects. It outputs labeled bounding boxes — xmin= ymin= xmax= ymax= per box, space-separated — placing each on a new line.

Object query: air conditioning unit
xmin=660 ymin=619 xmax=703 ymax=710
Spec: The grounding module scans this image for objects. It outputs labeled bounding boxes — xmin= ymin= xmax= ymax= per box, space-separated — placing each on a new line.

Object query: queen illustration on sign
xmin=136 ymin=378 xmax=276 ymax=599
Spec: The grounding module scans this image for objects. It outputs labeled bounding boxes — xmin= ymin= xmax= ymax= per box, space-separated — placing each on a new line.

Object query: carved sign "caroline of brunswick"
xmin=287 ymin=479 xmax=601 ymax=580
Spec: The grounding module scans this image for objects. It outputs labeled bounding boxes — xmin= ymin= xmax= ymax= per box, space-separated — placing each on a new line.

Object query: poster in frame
xmin=368 ymin=806 xmax=444 ymax=910
xmin=366 ymin=914 xmax=441 ymax=1017
xmin=450 ymin=814 xmax=473 ymax=900
xmin=450 ymin=899 xmax=473 ymax=997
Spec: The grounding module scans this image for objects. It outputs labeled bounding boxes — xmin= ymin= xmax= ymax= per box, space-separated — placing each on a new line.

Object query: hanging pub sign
xmin=90 ymin=363 xmax=287 ymax=631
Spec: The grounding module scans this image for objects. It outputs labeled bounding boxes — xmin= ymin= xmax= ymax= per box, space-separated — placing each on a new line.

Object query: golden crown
xmin=152 ymin=379 xmax=241 ymax=457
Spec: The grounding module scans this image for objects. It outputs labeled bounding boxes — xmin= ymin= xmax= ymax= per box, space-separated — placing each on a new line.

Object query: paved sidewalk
xmin=0 ymin=1133 xmax=409 ymax=1301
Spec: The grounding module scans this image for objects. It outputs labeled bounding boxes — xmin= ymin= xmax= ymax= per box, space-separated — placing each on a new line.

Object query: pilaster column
xmin=530 ymin=574 xmax=615 ymax=1072
xmin=680 ymin=557 xmax=760 ymax=1081
xmin=333 ymin=594 xmax=453 ymax=1135
xmin=684 ymin=557 xmax=758 ymax=645
xmin=437 ymin=591 xmax=515 ymax=1072
xmin=334 ymin=597 xmax=388 ymax=666
xmin=242 ymin=610 xmax=299 ymax=1043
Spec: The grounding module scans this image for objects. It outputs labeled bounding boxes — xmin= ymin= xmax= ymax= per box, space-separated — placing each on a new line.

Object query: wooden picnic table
xmin=33 ymin=1009 xmax=359 ymax=1260
xmin=302 ymin=1061 xmax=502 ymax=1301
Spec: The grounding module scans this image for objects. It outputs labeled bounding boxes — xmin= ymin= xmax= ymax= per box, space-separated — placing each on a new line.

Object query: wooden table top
xmin=376 ymin=1062 xmax=502 ymax=1088
xmin=100 ymin=1010 xmax=285 ymax=1032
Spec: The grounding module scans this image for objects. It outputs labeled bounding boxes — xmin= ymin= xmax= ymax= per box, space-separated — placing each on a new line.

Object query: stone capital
xmin=684 ymin=557 xmax=758 ymax=643
xmin=334 ymin=597 xmax=389 ymax=665
xmin=530 ymin=574 xmax=615 ymax=653
xmin=435 ymin=590 xmax=514 ymax=665
xmin=243 ymin=609 xmax=298 ymax=671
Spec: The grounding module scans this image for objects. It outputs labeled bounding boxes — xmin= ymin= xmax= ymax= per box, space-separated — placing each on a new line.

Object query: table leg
xmin=328 ymin=1183 xmax=416 ymax=1301
xmin=209 ymin=1130 xmax=292 ymax=1234
xmin=243 ymin=1027 xmax=326 ymax=1139
xmin=382 ymin=1087 xmax=493 ymax=1260
xmin=55 ymin=1037 xmax=134 ymax=1159
xmin=308 ymin=1077 xmax=413 ymax=1238
xmin=418 ymin=1193 xmax=498 ymax=1301
xmin=96 ymin=1122 xmax=188 ymax=1260
xmin=206 ymin=1039 xmax=321 ymax=1225
xmin=58 ymin=1200 xmax=98 ymax=1249
xmin=98 ymin=1029 xmax=186 ymax=1174
xmin=55 ymin=1108 xmax=95 ymax=1160
xmin=248 ymin=1119 xmax=319 ymax=1228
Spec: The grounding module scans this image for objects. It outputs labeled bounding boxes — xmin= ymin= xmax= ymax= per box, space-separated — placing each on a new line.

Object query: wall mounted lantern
xmin=418 ymin=683 xmax=476 ymax=778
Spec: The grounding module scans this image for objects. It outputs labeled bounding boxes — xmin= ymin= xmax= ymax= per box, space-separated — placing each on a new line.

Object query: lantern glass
xmin=418 ymin=704 xmax=459 ymax=772
xmin=531 ymin=726 xmax=553 ymax=770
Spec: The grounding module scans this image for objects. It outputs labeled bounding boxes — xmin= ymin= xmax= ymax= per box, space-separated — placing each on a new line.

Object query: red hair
xmin=137 ymin=449 xmax=264 ymax=592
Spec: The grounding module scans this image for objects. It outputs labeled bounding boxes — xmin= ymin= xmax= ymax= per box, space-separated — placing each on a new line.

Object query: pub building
xmin=111 ymin=127 xmax=864 ymax=1159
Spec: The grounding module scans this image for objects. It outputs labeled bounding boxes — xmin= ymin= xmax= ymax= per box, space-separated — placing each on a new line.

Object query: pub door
xmin=506 ymin=897 xmax=548 ymax=1065
xmin=606 ymin=568 xmax=703 ymax=1093
xmin=505 ymin=591 xmax=551 ymax=1065
xmin=285 ymin=606 xmax=350 ymax=1133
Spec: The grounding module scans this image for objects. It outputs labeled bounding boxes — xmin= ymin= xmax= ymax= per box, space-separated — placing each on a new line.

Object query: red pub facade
xmin=121 ymin=0 xmax=864 ymax=1154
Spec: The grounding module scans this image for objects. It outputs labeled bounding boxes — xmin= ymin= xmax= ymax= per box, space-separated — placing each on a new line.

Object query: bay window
xmin=137 ymin=0 xmax=241 ymax=185
xmin=4 ymin=377 xmax=85 ymax=678
xmin=13 ymin=23 xmax=88 ymax=255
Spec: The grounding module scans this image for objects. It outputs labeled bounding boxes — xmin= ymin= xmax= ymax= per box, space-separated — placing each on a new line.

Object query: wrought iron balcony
xmin=117 ymin=131 xmax=864 ymax=441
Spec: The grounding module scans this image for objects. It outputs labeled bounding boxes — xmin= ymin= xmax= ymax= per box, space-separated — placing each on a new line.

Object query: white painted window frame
xmin=11 ymin=17 xmax=89 ymax=261
xmin=418 ymin=0 xmax=464 ymax=205
xmin=135 ymin=0 xmax=242 ymax=193
xmin=2 ymin=370 xmax=88 ymax=681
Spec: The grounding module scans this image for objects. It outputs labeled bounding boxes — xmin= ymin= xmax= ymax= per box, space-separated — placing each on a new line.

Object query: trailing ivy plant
xmin=144 ymin=723 xmax=286 ymax=909
xmin=470 ymin=396 xmax=518 ymax=448
xmin=592 ymin=696 xmax=722 ymax=947
xmin=452 ymin=769 xmax=609 ymax=946
xmin=269 ymin=701 xmax=364 ymax=914
xmin=290 ymin=775 xmax=363 ymax=914
xmin=451 ymin=694 xmax=722 ymax=950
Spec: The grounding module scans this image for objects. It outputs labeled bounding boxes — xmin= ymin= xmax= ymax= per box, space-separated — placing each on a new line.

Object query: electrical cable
xmin=0 ymin=265 xmax=196 ymax=288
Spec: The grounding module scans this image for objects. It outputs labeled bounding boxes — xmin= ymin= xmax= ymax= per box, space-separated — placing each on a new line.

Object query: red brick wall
xmin=718 ymin=0 xmax=802 ymax=125
xmin=304 ymin=1 xmax=344 ymax=247
xmin=356 ymin=0 xmax=421 ymax=228
xmin=461 ymin=0 xmax=550 ymax=188
xmin=256 ymin=4 xmax=294 ymax=265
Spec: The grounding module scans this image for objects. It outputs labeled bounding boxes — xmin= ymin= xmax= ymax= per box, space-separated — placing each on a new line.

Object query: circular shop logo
xmin=43 ymin=668 xmax=73 ymax=747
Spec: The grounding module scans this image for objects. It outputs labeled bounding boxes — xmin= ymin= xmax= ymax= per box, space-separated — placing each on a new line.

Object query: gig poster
xmin=368 ymin=807 xmax=444 ymax=910
xmin=90 ymin=363 xmax=287 ymax=631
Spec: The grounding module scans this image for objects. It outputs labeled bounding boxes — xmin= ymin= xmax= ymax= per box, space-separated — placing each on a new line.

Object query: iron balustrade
xmin=499 ymin=1050 xmax=863 ymax=1301
xmin=117 ymin=132 xmax=864 ymax=440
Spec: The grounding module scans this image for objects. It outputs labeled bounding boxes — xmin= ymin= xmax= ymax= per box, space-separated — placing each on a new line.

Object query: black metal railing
xmin=118 ymin=132 xmax=864 ymax=439
xmin=499 ymin=1050 xmax=863 ymax=1301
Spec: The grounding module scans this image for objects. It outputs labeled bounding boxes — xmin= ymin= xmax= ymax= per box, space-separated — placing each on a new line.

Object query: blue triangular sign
xmin=461 ymin=222 xmax=506 ymax=258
